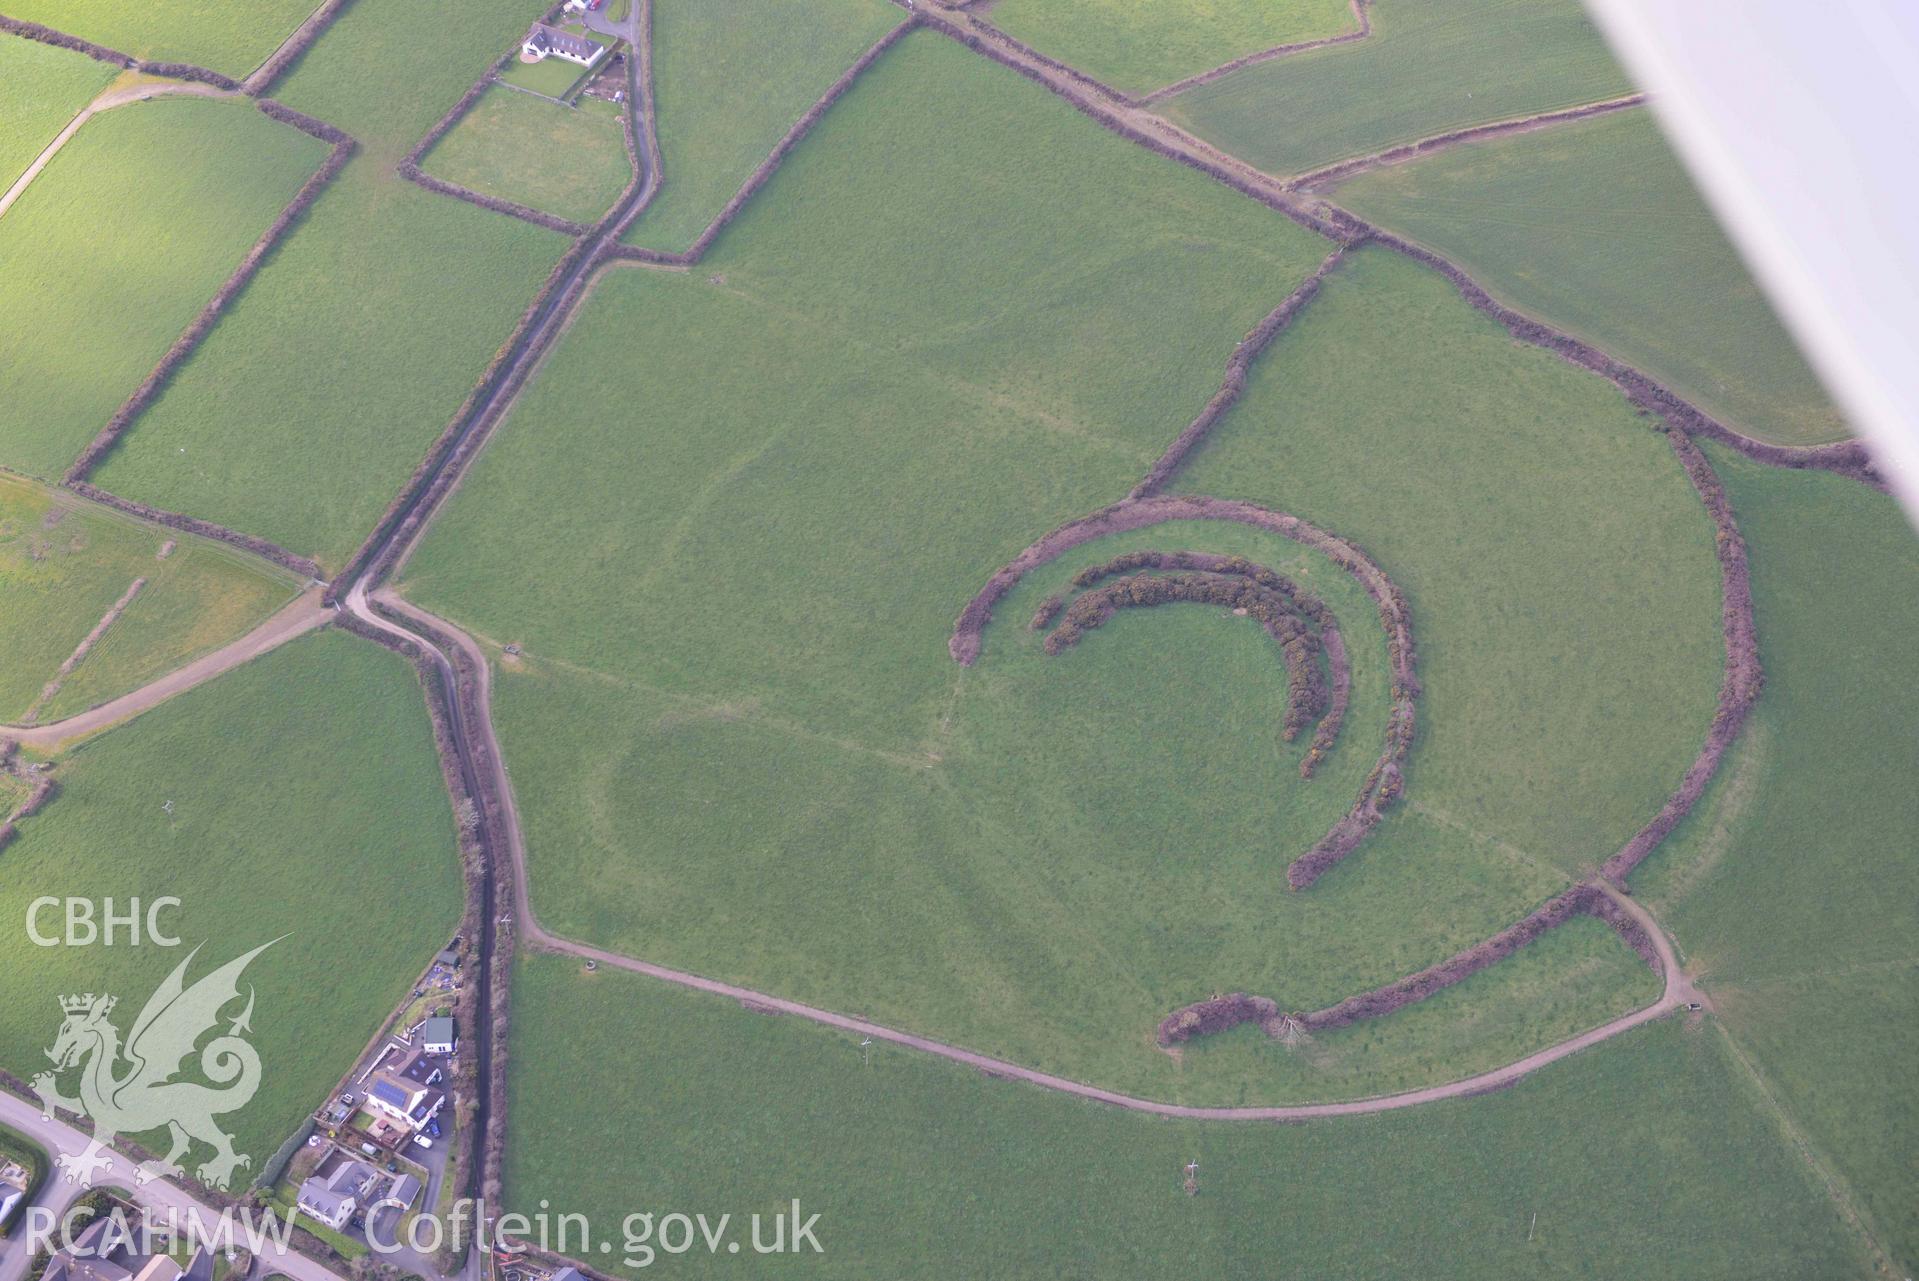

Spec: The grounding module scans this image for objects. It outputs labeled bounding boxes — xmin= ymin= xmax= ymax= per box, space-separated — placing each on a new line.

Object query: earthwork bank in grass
xmin=0 ymin=0 xmax=317 ymax=78
xmin=502 ymin=954 xmax=1864 ymax=1278
xmin=1161 ymin=0 xmax=1632 ymax=178
xmin=0 ymin=629 xmax=464 ymax=1167
xmin=0 ymin=473 xmax=299 ymax=726
xmin=0 ymin=97 xmax=328 ymax=480
xmin=400 ymin=33 xmax=1664 ymax=1102
xmin=988 ymin=0 xmax=1356 ymax=97
xmin=90 ymin=0 xmax=570 ymax=570
xmin=1176 ymin=245 xmax=1724 ymax=878
xmin=1330 ymin=107 xmax=1845 ymax=447
xmin=0 ymin=34 xmax=116 ymax=190
xmin=1633 ymin=447 xmax=1919 ymax=1271
xmin=422 ymin=86 xmax=631 ymax=226
xmin=620 ymin=0 xmax=900 ymax=254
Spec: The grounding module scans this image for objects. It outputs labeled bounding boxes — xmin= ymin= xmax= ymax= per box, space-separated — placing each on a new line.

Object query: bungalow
xmin=421 ymin=1016 xmax=456 ymax=1056
xmin=296 ymin=1158 xmax=376 ymax=1231
xmin=521 ymin=23 xmax=605 ymax=68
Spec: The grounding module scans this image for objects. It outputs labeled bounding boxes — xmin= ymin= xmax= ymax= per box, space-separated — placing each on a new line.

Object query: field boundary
xmin=63 ymin=101 xmax=357 ymax=484
xmin=1135 ymin=0 xmax=1372 ymax=106
xmin=1160 ymin=881 xmax=1660 ymax=1045
xmin=64 ymin=483 xmax=322 ymax=578
xmin=392 ymin=0 xmax=610 ymax=237
xmin=610 ymin=17 xmax=916 ymax=266
xmin=242 ymin=0 xmax=351 ymax=96
xmin=1132 ymin=244 xmax=1348 ymax=497
xmin=1289 ymin=93 xmax=1647 ymax=191
xmin=903 ymin=0 xmax=1880 ymax=479
xmin=948 ymin=493 xmax=1418 ymax=890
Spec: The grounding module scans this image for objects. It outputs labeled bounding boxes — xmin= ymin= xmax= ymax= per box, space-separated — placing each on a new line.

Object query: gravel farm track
xmin=0 ymin=0 xmax=1897 ymax=1272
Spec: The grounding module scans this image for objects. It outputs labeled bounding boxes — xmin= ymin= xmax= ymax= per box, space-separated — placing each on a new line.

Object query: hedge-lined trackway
xmin=0 ymin=0 xmax=1880 ymax=1195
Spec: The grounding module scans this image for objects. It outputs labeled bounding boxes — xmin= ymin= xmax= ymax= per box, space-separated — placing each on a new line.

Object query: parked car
xmin=339 ymin=1093 xmax=354 ymax=1106
xmin=360 ymin=1142 xmax=379 ymax=1157
xmin=413 ymin=1135 xmax=433 ymax=1150
xmin=426 ymin=1119 xmax=441 ymax=1138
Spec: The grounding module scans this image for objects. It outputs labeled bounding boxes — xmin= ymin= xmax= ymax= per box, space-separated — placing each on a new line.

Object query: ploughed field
xmin=400 ymin=32 xmax=1705 ymax=1104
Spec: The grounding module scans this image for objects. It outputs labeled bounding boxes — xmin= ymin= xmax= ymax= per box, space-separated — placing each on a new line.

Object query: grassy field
xmin=503 ymin=953 xmax=1862 ymax=1278
xmin=422 ymin=86 xmax=630 ymax=224
xmin=1632 ymin=449 xmax=1919 ymax=1271
xmin=1162 ymin=0 xmax=1632 ymax=177
xmin=0 ymin=35 xmax=115 ymax=191
xmin=274 ymin=0 xmax=551 ymax=154
xmin=497 ymin=52 xmax=593 ymax=100
xmin=0 ymin=473 xmax=298 ymax=725
xmin=991 ymin=0 xmax=1356 ymax=96
xmin=0 ymin=97 xmax=328 ymax=481
xmin=0 ymin=629 xmax=463 ymax=1170
xmin=401 ymin=34 xmax=1668 ymax=1100
xmin=0 ymin=0 xmax=317 ymax=78
xmin=620 ymin=0 xmax=901 ymax=253
xmin=1178 ymin=245 xmax=1723 ymax=874
xmin=90 ymin=0 xmax=568 ymax=571
xmin=1332 ymin=108 xmax=1843 ymax=446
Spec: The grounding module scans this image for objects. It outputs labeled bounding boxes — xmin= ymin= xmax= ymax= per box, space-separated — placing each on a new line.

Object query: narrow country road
xmin=1 ymin=587 xmax=328 ymax=752
xmin=0 ymin=1091 xmax=342 ymax=1281
xmin=0 ymin=80 xmax=237 ymax=221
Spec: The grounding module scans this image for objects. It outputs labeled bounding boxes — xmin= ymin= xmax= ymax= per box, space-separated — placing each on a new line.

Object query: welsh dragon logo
xmin=31 ymin=940 xmax=277 ymax=1190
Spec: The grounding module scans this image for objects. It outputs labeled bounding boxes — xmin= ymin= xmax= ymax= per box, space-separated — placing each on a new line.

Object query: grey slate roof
xmin=524 ymin=23 xmax=601 ymax=62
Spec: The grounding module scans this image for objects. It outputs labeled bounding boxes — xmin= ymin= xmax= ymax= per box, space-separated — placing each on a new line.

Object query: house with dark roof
xmin=521 ymin=23 xmax=605 ymax=68
xmin=367 ymin=1059 xmax=447 ymax=1133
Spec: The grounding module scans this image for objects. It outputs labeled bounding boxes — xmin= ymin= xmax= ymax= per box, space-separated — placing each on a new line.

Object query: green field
xmin=0 ymin=97 xmax=328 ymax=481
xmin=1632 ymin=450 xmax=1919 ymax=1271
xmin=397 ymin=34 xmax=1680 ymax=1102
xmin=1178 ymin=245 xmax=1722 ymax=873
xmin=0 ymin=0 xmax=317 ymax=78
xmin=0 ymin=629 xmax=463 ymax=1170
xmin=621 ymin=0 xmax=901 ymax=253
xmin=1162 ymin=0 xmax=1632 ymax=177
xmin=1332 ymin=108 xmax=1843 ymax=446
xmin=274 ymin=0 xmax=553 ymax=154
xmin=0 ymin=35 xmax=116 ymax=191
xmin=89 ymin=0 xmax=568 ymax=571
xmin=991 ymin=0 xmax=1356 ymax=96
xmin=423 ymin=86 xmax=630 ymax=224
xmin=0 ymin=473 xmax=298 ymax=726
xmin=503 ymin=953 xmax=1862 ymax=1278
